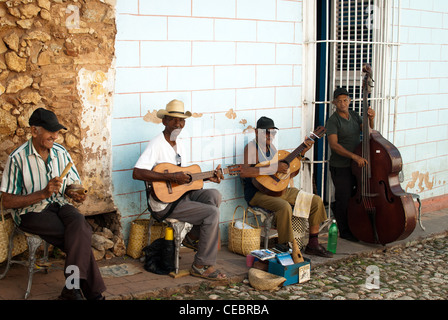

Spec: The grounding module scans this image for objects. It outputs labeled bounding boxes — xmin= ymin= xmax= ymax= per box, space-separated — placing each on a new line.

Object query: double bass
xmin=347 ymin=64 xmax=417 ymax=245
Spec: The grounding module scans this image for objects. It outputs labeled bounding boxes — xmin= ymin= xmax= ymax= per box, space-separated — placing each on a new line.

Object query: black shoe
xmin=59 ymin=287 xmax=85 ymax=300
xmin=275 ymin=243 xmax=290 ymax=252
xmin=182 ymin=234 xmax=199 ymax=251
xmin=305 ymin=244 xmax=333 ymax=258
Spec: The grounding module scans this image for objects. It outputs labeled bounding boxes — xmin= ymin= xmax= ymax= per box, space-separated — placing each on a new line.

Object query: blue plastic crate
xmin=268 ymin=257 xmax=311 ymax=286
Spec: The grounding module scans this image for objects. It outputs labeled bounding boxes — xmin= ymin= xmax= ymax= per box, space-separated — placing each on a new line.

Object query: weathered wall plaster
xmin=76 ymin=67 xmax=116 ymax=215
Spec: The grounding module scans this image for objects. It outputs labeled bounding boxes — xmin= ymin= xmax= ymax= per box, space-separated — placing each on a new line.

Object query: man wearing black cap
xmin=0 ymin=108 xmax=106 ymax=300
xmin=326 ymin=87 xmax=375 ymax=241
xmin=239 ymin=116 xmax=332 ymax=259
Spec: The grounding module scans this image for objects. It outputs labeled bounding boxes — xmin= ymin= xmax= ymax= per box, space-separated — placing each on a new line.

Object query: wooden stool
xmin=247 ymin=206 xmax=277 ymax=249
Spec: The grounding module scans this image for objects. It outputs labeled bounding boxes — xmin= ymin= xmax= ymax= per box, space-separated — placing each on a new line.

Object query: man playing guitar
xmin=133 ymin=100 xmax=227 ymax=281
xmin=238 ymin=116 xmax=333 ymax=259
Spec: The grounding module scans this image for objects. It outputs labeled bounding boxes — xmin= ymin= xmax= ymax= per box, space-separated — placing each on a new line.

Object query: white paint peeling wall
xmin=395 ymin=0 xmax=448 ymax=199
xmin=77 ymin=67 xmax=116 ymax=215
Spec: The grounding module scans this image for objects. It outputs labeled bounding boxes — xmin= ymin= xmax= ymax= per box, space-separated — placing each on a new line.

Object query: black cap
xmin=256 ymin=116 xmax=278 ymax=130
xmin=333 ymin=87 xmax=350 ymax=99
xmin=29 ymin=108 xmax=67 ymax=132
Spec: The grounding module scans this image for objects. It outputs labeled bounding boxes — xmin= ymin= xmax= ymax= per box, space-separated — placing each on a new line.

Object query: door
xmin=302 ymin=0 xmax=401 ymax=219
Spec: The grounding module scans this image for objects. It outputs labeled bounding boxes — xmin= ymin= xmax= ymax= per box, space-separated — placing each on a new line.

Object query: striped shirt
xmin=0 ymin=139 xmax=81 ymax=223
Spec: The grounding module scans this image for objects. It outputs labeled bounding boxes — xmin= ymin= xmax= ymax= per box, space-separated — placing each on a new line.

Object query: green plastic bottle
xmin=327 ymin=219 xmax=338 ymax=254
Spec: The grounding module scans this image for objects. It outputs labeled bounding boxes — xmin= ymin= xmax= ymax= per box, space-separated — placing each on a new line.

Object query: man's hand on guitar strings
xmin=208 ymin=164 xmax=223 ymax=184
xmin=277 ymin=161 xmax=290 ymax=174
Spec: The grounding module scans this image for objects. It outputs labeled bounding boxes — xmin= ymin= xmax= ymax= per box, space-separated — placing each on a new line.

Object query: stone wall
xmin=0 ymin=0 xmax=117 ymax=216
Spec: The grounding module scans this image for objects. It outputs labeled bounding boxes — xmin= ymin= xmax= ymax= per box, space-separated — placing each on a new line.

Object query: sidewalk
xmin=1 ymin=208 xmax=447 ymax=300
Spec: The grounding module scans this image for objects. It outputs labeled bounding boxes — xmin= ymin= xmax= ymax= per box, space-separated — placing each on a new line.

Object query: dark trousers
xmin=19 ymin=203 xmax=106 ymax=299
xmin=330 ymin=166 xmax=356 ymax=237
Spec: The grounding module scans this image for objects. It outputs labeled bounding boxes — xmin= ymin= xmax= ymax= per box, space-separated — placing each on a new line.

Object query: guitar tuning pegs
xmin=228 ymin=164 xmax=243 ymax=175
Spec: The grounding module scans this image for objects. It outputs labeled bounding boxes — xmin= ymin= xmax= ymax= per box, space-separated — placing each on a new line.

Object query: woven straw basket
xmin=0 ymin=196 xmax=27 ymax=263
xmin=228 ymin=205 xmax=261 ymax=256
xmin=126 ymin=216 xmax=166 ymax=259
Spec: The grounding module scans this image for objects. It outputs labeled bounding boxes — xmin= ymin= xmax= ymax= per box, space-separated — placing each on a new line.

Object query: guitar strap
xmin=255 ymin=140 xmax=271 ymax=162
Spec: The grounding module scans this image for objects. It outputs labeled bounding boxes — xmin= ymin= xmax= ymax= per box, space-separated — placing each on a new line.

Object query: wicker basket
xmin=228 ymin=205 xmax=261 ymax=256
xmin=292 ymin=216 xmax=309 ymax=250
xmin=1 ymin=196 xmax=27 ymax=263
xmin=126 ymin=218 xmax=149 ymax=259
xmin=126 ymin=216 xmax=166 ymax=259
xmin=148 ymin=221 xmax=166 ymax=244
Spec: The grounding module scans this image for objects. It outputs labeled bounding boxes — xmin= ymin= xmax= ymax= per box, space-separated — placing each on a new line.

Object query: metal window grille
xmin=302 ymin=0 xmax=401 ymax=221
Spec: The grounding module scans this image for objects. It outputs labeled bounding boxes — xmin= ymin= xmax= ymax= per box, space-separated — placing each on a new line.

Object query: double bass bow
xmin=347 ymin=64 xmax=417 ymax=245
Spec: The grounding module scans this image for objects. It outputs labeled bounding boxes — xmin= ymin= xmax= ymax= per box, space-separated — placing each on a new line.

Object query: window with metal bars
xmin=305 ymin=0 xmax=400 ymax=214
xmin=335 ymin=0 xmax=374 ymax=73
xmin=331 ymin=0 xmax=379 ymax=115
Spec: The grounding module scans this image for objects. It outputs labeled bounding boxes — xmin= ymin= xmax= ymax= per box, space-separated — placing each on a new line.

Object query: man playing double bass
xmin=326 ymin=87 xmax=375 ymax=242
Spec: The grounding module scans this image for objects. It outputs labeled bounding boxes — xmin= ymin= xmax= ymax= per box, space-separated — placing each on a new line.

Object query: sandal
xmin=182 ymin=235 xmax=199 ymax=251
xmin=190 ymin=264 xmax=227 ymax=281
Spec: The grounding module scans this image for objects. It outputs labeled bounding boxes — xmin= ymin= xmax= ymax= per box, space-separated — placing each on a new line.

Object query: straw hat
xmin=248 ymin=268 xmax=286 ymax=291
xmin=156 ymin=100 xmax=192 ymax=119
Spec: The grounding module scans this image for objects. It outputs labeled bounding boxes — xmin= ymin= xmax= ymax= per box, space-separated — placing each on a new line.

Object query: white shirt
xmin=134 ymin=132 xmax=186 ymax=212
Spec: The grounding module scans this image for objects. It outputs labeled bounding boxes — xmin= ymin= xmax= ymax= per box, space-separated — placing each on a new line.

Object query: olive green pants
xmin=249 ymin=188 xmax=327 ymax=244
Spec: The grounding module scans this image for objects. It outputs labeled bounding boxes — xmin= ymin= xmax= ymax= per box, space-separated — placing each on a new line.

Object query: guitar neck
xmin=190 ymin=168 xmax=229 ymax=181
xmin=283 ymin=143 xmax=307 ymax=164
xmin=282 ymin=129 xmax=323 ymax=164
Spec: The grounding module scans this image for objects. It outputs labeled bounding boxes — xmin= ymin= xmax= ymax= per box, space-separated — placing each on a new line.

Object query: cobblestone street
xmin=1 ymin=210 xmax=447 ymax=302
xmin=159 ymin=234 xmax=448 ymax=301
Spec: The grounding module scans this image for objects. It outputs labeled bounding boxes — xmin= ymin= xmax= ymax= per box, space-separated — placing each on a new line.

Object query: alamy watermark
xmin=66 ymin=5 xmax=80 ymax=30
xmin=365 ymin=4 xmax=380 ymax=31
xmin=365 ymin=265 xmax=380 ymax=289
xmin=65 ymin=265 xmax=80 ymax=290
xmin=169 ymin=126 xmax=282 ymax=174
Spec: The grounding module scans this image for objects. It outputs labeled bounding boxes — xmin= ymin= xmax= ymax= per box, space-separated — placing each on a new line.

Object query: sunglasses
xmin=258 ymin=129 xmax=277 ymax=137
xmin=176 ymin=154 xmax=182 ymax=166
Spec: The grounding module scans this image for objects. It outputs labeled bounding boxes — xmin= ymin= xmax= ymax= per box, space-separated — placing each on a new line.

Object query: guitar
xmin=151 ymin=163 xmax=241 ymax=203
xmin=252 ymin=126 xmax=327 ymax=196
